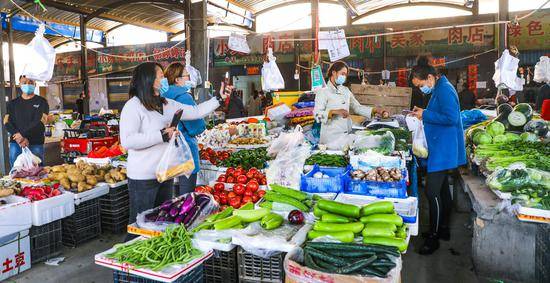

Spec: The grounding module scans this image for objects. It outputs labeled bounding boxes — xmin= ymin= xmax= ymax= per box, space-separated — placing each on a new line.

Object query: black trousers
xmin=127 ymin=178 xmax=174 ymax=225
xmin=425 ymin=170 xmax=452 ymax=234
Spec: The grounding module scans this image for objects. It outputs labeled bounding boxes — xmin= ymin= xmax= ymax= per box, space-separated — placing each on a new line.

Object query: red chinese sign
xmin=468 ymin=64 xmax=478 ymax=97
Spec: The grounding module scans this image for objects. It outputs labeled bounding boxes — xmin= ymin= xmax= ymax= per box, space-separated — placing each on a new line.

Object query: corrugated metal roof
xmin=1 ymin=29 xmax=71 ymax=46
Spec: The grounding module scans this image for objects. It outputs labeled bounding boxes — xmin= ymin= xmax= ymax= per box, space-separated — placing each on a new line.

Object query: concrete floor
xmin=8 ymin=194 xmax=492 ymax=283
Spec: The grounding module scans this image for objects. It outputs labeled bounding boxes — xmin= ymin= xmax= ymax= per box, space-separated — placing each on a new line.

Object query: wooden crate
xmin=350 ymin=84 xmax=412 ymax=115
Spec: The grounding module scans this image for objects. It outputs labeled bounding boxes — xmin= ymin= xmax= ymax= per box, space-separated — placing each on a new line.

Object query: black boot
xmin=419 ymin=234 xmax=440 ymax=255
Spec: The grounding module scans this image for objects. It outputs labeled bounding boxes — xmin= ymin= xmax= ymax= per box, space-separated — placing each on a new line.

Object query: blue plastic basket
xmin=344 ymin=169 xmax=408 ymax=198
xmin=300 ymin=165 xmax=349 ymax=193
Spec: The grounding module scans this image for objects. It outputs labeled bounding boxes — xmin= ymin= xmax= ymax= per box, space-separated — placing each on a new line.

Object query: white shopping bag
xmin=534 ymin=56 xmax=550 ymax=84
xmin=492 ymin=49 xmax=523 ymax=91
xmin=262 ymin=48 xmax=285 ymax=91
xmin=155 ymin=132 xmax=195 ymax=182
xmin=21 ymin=24 xmax=56 ymax=82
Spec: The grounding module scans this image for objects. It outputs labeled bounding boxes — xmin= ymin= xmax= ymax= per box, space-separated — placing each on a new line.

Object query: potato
xmin=68 ymin=173 xmax=86 ymax=183
xmin=65 ymin=164 xmax=77 ymax=171
xmin=95 ymin=174 xmax=105 ymax=182
xmin=71 ymin=182 xmax=78 ymax=189
xmin=82 ymin=168 xmax=94 ymax=176
xmin=97 ymin=170 xmax=106 ymax=177
xmin=60 ymin=178 xmax=70 ymax=189
xmin=104 ymin=173 xmax=114 ymax=184
xmin=51 ymin=165 xmax=65 ymax=173
xmin=120 ymin=168 xmax=127 ymax=174
xmin=86 ymin=175 xmax=98 ymax=186
xmin=77 ymin=181 xmax=89 ymax=192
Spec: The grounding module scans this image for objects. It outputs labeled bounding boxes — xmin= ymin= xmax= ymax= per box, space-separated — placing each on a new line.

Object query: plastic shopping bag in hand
xmin=21 ymin=24 xmax=56 ymax=82
xmin=156 ymin=132 xmax=195 ymax=182
xmin=10 ymin=147 xmax=43 ymax=178
xmin=412 ymin=120 xmax=429 ymax=158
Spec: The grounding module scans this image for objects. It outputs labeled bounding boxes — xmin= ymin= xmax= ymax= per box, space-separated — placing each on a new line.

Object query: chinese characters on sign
xmin=2 ymin=252 xmax=25 ymax=274
xmin=508 ymin=10 xmax=549 ymax=51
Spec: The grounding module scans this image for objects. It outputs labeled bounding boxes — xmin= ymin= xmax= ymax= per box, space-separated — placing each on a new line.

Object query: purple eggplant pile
xmin=144 ymin=193 xmax=214 ymax=229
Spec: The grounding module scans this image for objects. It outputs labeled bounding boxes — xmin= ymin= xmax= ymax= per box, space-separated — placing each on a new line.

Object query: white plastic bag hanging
xmin=185 ymin=50 xmax=202 ymax=87
xmin=411 ymin=119 xmax=428 ymax=159
xmin=533 ymin=56 xmax=550 ymax=83
xmin=262 ymin=48 xmax=285 ymax=91
xmin=267 ymin=126 xmax=305 ymax=157
xmin=492 ymin=49 xmax=523 ymax=91
xmin=155 ymin=132 xmax=195 ymax=182
xmin=21 ymin=24 xmax=56 ymax=82
xmin=228 ymin=33 xmax=251 ymax=54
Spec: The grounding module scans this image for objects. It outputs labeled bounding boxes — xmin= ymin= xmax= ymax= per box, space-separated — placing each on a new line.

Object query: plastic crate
xmin=237 ymin=247 xmax=285 ymax=283
xmin=100 ymin=185 xmax=129 ymax=234
xmin=204 ymin=249 xmax=238 ymax=283
xmin=112 ymin=264 xmax=204 ymax=283
xmin=300 ymin=165 xmax=349 ymax=194
xmin=536 ymin=224 xmax=549 ymax=283
xmin=62 ymin=198 xmax=101 ymax=247
xmin=334 ymin=194 xmax=418 ymax=223
xmin=29 ymin=220 xmax=62 ymax=264
xmin=344 ymin=170 xmax=408 ymax=199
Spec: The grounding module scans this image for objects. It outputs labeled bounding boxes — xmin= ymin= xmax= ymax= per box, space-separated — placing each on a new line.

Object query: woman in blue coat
xmin=163 ymin=62 xmax=206 ymax=195
xmin=411 ymin=56 xmax=466 ymax=255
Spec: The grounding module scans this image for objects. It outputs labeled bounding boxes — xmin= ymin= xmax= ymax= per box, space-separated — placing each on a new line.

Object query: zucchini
xmin=361 ymin=201 xmax=395 ymax=216
xmin=362 ymin=223 xmax=397 ymax=238
xmin=263 ymin=191 xmax=309 ymax=211
xmin=313 ymin=221 xmax=364 ymax=233
xmin=233 ymin=208 xmax=270 ymax=222
xmin=214 ymin=215 xmax=242 ymax=230
xmin=321 ymin=213 xmax=350 ymax=223
xmin=313 ymin=205 xmax=329 ymax=218
xmin=317 ymin=199 xmax=361 ymax=218
xmin=363 ymin=236 xmax=408 ymax=252
xmin=269 ymin=184 xmax=308 ymax=201
xmin=335 ymin=255 xmax=377 ymax=274
xmin=360 ymin=214 xmax=403 ymax=227
xmin=307 ymin=230 xmax=355 ymax=243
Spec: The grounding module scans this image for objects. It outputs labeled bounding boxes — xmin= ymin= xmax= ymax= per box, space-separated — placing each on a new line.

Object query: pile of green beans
xmin=106 ymin=226 xmax=202 ymax=271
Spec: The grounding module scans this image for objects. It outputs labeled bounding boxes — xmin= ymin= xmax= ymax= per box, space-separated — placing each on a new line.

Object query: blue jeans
xmin=9 ymin=143 xmax=45 ymax=168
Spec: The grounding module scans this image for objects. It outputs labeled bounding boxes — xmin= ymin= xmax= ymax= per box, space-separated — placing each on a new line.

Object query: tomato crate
xmin=536 ymin=224 xmax=549 ymax=283
xmin=237 ymin=247 xmax=285 ymax=283
xmin=62 ymin=198 xmax=101 ymax=247
xmin=29 ymin=220 xmax=62 ymax=264
xmin=112 ymin=264 xmax=204 ymax=283
xmin=204 ymin=249 xmax=238 ymax=283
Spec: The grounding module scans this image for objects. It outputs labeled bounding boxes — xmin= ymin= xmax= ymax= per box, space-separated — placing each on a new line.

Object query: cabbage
xmin=492 ymin=135 xmax=508 ymax=143
xmin=520 ymin=132 xmax=538 ymax=142
xmin=474 ymin=133 xmax=493 ymax=145
xmin=504 ymin=132 xmax=520 ymax=142
xmin=486 ymin=121 xmax=505 ymax=137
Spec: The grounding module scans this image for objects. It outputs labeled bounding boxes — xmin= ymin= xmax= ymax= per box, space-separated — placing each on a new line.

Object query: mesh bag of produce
xmin=156 ymin=132 xmax=195 ymax=182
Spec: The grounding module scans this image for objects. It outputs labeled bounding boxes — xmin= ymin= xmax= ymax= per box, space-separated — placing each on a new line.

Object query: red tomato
xmin=214 ymin=183 xmax=225 ymax=192
xmin=244 ymin=190 xmax=254 ymax=197
xmin=242 ymin=196 xmax=253 ymax=204
xmin=53 ymin=183 xmax=60 ymax=190
xmin=257 ymin=190 xmax=266 ymax=197
xmin=217 ymin=174 xmax=227 ymax=183
xmin=226 ymin=167 xmax=235 ymax=176
xmin=233 ymin=184 xmax=245 ymax=195
xmin=248 ymin=168 xmax=258 ymax=175
xmin=254 ymin=172 xmax=264 ymax=180
xmin=52 ymin=190 xmax=61 ymax=196
xmin=227 ymin=192 xmax=237 ymax=199
xmin=246 ymin=171 xmax=255 ymax=180
xmin=219 ymin=195 xmax=228 ymax=205
xmin=229 ymin=197 xmax=241 ymax=209
xmin=246 ymin=180 xmax=259 ymax=192
xmin=237 ymin=175 xmax=248 ymax=184
xmin=251 ymin=195 xmax=260 ymax=203
xmin=213 ymin=195 xmax=220 ymax=204
xmin=226 ymin=176 xmax=235 ymax=184
xmin=44 ymin=186 xmax=52 ymax=194
xmin=259 ymin=178 xmax=267 ymax=185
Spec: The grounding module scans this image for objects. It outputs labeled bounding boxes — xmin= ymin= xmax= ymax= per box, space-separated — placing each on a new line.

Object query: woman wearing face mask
xmin=314 ymin=61 xmax=378 ymax=148
xmin=120 ymin=62 xmax=221 ymax=232
xmin=162 ymin=62 xmax=206 ymax=195
xmin=410 ymin=56 xmax=466 ymax=255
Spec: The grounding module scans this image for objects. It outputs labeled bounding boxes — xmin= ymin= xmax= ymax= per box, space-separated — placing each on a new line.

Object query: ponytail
xmin=410 ymin=56 xmax=437 ymax=80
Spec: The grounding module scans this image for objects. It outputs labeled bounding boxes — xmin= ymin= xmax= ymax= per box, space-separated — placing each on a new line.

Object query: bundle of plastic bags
xmin=20 ymin=24 xmax=56 ymax=82
xmin=534 ymin=56 xmax=550 ymax=84
xmin=492 ymin=49 xmax=523 ymax=91
xmin=262 ymin=48 xmax=285 ymax=91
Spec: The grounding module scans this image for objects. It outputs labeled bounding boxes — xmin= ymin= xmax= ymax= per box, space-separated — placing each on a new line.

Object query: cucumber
xmin=305 ymin=242 xmax=400 ymax=256
xmin=317 ymin=199 xmax=361 ymax=218
xmin=269 ymin=184 xmax=308 ymax=201
xmin=321 ymin=213 xmax=350 ymax=223
xmin=313 ymin=205 xmax=329 ymax=218
xmin=363 ymin=236 xmax=408 ymax=252
xmin=324 ymin=250 xmax=376 ymax=258
xmin=304 ymin=246 xmax=348 ymax=266
xmin=304 ymin=253 xmax=328 ymax=272
xmin=360 ymin=267 xmax=388 ymax=278
xmin=361 ymin=201 xmax=395 ymax=216
xmin=360 ymin=213 xmax=403 ymax=227
xmin=263 ymin=191 xmax=309 ymax=211
xmin=335 ymin=255 xmax=377 ymax=274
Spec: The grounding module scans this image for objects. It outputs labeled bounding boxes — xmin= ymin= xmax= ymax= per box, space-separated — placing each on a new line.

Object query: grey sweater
xmin=120 ymin=96 xmax=219 ymax=180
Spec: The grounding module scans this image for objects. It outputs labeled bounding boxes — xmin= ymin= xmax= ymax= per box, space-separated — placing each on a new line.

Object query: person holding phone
xmin=162 ymin=62 xmax=206 ymax=195
xmin=119 ymin=62 xmax=221 ymax=233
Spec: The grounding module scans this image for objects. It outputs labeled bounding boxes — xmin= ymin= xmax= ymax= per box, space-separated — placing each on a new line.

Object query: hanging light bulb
xmin=294 ymin=69 xmax=300 ymax=80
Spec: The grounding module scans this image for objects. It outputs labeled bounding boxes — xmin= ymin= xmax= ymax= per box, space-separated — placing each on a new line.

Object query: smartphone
xmin=170 ymin=109 xmax=183 ymax=128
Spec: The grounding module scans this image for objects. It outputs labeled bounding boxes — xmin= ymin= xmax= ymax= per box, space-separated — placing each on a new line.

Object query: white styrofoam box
xmin=198 ymin=169 xmax=224 ymax=186
xmin=95 ymin=237 xmax=213 ymax=283
xmin=335 ymin=193 xmax=418 ymax=219
xmin=107 ymin=179 xmax=128 ymax=189
xmin=516 ymin=206 xmax=550 ymax=224
xmin=31 ymin=192 xmax=75 ymax=226
xmin=192 ymin=238 xmax=235 ymax=252
xmin=407 ymin=209 xmax=419 ymax=236
xmin=69 ymin=184 xmax=109 ymax=205
xmin=0 ymin=230 xmax=31 ymax=281
xmin=0 ymin=196 xmax=32 ymax=238
xmin=74 ymin=157 xmax=111 ymax=166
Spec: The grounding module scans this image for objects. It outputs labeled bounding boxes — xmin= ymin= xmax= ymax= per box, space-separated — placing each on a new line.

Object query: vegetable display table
xmin=458 ymin=169 xmax=542 ymax=282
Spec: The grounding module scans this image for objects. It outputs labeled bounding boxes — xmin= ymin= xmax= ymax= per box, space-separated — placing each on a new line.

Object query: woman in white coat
xmin=314 ymin=61 xmax=378 ymax=146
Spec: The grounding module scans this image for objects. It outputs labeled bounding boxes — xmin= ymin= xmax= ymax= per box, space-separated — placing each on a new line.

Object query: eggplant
xmin=183 ymin=205 xmax=200 ymax=228
xmin=159 ymin=200 xmax=173 ymax=211
xmin=169 ymin=207 xmax=179 ymax=217
xmin=195 ymin=194 xmax=211 ymax=209
xmin=174 ymin=215 xmax=184 ymax=224
xmin=179 ymin=194 xmax=195 ymax=215
xmin=145 ymin=212 xmax=158 ymax=222
xmin=156 ymin=216 xmax=167 ymax=222
xmin=158 ymin=210 xmax=168 ymax=217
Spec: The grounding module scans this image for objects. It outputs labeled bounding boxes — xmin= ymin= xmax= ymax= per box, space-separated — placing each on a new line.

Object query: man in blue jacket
xmin=163 ymin=63 xmax=206 ymax=195
xmin=411 ymin=57 xmax=466 ymax=255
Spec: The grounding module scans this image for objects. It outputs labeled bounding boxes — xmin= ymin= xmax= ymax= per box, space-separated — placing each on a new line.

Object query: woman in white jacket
xmin=119 ymin=62 xmax=221 ymax=230
xmin=314 ymin=61 xmax=378 ymax=148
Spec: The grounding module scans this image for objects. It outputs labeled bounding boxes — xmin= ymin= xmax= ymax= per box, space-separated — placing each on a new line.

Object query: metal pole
xmin=311 ymin=0 xmax=319 ymax=64
xmin=498 ymin=0 xmax=509 ymax=55
xmin=7 ymin=17 xmax=16 ymax=100
xmin=0 ymin=22 xmax=12 ymax=175
xmin=80 ymin=15 xmax=89 ymax=115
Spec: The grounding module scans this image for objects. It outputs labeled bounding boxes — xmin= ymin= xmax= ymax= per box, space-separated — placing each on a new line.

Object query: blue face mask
xmin=335 ymin=75 xmax=346 ymax=85
xmin=158 ymin=78 xmax=169 ymax=96
xmin=178 ymin=84 xmax=191 ymax=93
xmin=420 ymin=84 xmax=433 ymax=94
xmin=20 ymin=84 xmax=35 ymax=94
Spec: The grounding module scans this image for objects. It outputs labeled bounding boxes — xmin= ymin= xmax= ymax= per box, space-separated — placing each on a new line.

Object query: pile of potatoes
xmin=45 ymin=161 xmax=127 ymax=192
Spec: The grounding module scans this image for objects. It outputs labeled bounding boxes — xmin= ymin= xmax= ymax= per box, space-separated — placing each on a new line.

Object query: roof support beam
xmin=8 ymin=2 xmax=34 ymax=17
xmin=338 ymin=0 xmax=358 ymax=17
xmin=352 ymin=2 xmax=473 ymax=24
xmin=83 ymin=0 xmax=184 ymax=23
xmin=52 ymin=39 xmax=74 ymax=48
xmin=0 ymin=20 xmax=11 ymax=175
xmin=255 ymin=0 xmax=336 ymax=15
xmin=207 ymin=0 xmax=254 ymax=22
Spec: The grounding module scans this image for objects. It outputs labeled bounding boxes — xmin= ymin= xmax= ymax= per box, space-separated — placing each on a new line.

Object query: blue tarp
xmin=461 ymin=109 xmax=487 ymax=130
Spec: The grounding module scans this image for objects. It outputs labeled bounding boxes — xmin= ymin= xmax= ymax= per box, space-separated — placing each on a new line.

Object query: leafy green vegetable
xmin=486 ymin=121 xmax=505 ymax=137
xmin=220 ymin=147 xmax=270 ymax=169
xmin=475 ymin=140 xmax=550 ymax=171
xmin=306 ymin=153 xmax=348 ymax=167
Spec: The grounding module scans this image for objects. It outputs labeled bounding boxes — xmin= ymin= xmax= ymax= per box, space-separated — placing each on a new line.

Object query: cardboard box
xmin=351 ymin=84 xmax=412 ymax=115
xmin=0 ymin=230 xmax=31 ymax=281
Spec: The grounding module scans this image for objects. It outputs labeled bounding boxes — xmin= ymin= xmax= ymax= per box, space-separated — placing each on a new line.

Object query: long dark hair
xmin=325 ymin=61 xmax=348 ymax=82
xmin=410 ymin=56 xmax=438 ymax=80
xmin=129 ymin=62 xmax=166 ymax=112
